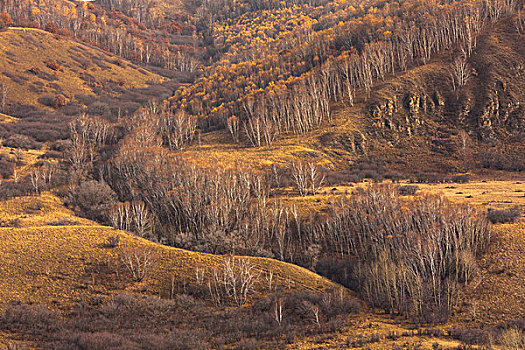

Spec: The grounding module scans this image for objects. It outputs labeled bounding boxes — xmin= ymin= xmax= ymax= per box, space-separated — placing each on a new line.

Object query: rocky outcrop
xmin=368 ymin=89 xmax=441 ymax=140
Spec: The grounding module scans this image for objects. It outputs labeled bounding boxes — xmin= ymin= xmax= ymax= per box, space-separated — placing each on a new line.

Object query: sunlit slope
xmin=0 ymin=28 xmax=165 ymax=107
xmin=0 ymin=193 xmax=340 ymax=308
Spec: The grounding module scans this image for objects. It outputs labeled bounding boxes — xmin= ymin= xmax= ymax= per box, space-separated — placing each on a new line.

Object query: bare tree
xmin=306 ymin=163 xmax=325 ymax=195
xmin=69 ymin=115 xmax=113 ymax=181
xmin=208 ymin=257 xmax=259 ymax=307
xmin=517 ymin=10 xmax=525 ymax=34
xmin=227 ymin=115 xmax=240 ymax=142
xmin=0 ymin=84 xmax=8 ymax=113
xmin=292 ymin=161 xmax=308 ymax=196
xmin=30 ymin=169 xmax=41 ymax=195
xmin=164 ymin=110 xmax=197 ymax=150
xmin=131 ymin=201 xmax=153 ymax=238
xmin=244 ymin=117 xmax=262 ymax=147
xmin=302 ymin=301 xmax=321 ymax=328
xmin=274 ymin=298 xmax=283 ymax=327
xmin=120 ymin=248 xmax=155 ymax=282
xmin=243 ymin=117 xmax=278 ymax=147
xmin=292 ymin=162 xmax=324 ymax=196
xmin=448 ymin=56 xmax=472 ymax=91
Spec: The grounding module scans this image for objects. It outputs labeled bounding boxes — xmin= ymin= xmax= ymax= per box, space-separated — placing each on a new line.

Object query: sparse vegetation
xmin=119 ymin=247 xmax=155 ymax=282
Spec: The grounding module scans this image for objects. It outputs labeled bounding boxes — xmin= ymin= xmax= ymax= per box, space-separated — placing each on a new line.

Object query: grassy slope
xmin=454 ymin=222 xmax=525 ymax=325
xmin=0 ymin=188 xmax=522 ymax=349
xmin=0 ymin=28 xmax=165 ymax=107
xmin=0 ymin=193 xmax=340 ymax=309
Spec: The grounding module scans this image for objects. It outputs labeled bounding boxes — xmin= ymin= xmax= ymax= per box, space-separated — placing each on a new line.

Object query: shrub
xmin=105 ymin=235 xmax=120 ymax=248
xmin=50 ymin=139 xmax=73 ymax=152
xmin=451 ymin=174 xmax=470 ymax=183
xmin=53 ymin=95 xmax=67 ymax=109
xmin=478 ymin=150 xmax=525 ymax=172
xmin=46 ymin=217 xmax=81 ymax=226
xmin=70 ymin=180 xmax=117 ymax=221
xmin=449 ymin=326 xmax=496 ymax=345
xmin=500 ymin=328 xmax=525 ymax=350
xmin=398 ymin=185 xmax=419 ymax=195
xmin=0 ymin=303 xmax=58 ymax=335
xmin=415 ymin=173 xmax=447 ymax=183
xmin=46 ymin=61 xmax=61 ymax=71
xmin=487 ymin=206 xmax=521 ymax=224
xmin=315 ymin=257 xmax=358 ymax=290
xmin=2 ymin=134 xmax=42 ymax=150
xmin=0 ymin=176 xmax=33 ymax=200
xmin=0 ymin=12 xmax=13 ymax=30
xmin=37 ymin=94 xmax=56 ymax=107
xmin=0 ymin=154 xmax=15 ymax=179
xmin=44 ymin=22 xmax=58 ymax=34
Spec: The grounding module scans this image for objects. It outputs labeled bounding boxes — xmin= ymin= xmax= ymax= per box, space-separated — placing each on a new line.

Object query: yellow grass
xmin=0 ymin=193 xmax=340 ymax=310
xmin=416 ymin=180 xmax=525 ymax=210
xmin=182 ymin=104 xmax=366 ymax=171
xmin=0 ymin=146 xmax=47 ymax=179
xmin=289 ymin=314 xmax=468 ymax=350
xmin=0 ymin=113 xmax=15 ymax=123
xmin=0 ymin=28 xmax=165 ymax=106
xmin=265 ymin=180 xmax=525 ymax=218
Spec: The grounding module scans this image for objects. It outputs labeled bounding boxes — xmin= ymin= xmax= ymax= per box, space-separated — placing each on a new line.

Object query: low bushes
xmin=0 ymin=154 xmax=15 ymax=179
xmin=69 ymin=180 xmax=117 ymax=222
xmin=0 ymin=288 xmax=359 ymax=349
xmin=397 ymin=184 xmax=419 ymax=195
xmin=487 ymin=206 xmax=521 ymax=224
xmin=2 ymin=134 xmax=42 ymax=150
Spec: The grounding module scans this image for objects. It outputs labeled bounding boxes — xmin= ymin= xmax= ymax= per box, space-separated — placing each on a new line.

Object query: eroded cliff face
xmin=475 ymin=79 xmax=523 ymax=139
xmin=368 ymin=90 xmax=446 ymax=140
xmin=365 ymin=19 xmax=524 ymax=150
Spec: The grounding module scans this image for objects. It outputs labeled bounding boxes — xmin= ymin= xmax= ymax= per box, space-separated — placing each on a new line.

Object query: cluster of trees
xmin=62 ymin=114 xmax=491 ymax=324
xmin=170 ymin=0 xmax=521 ymax=145
xmin=79 ymin=142 xmax=491 ymax=324
xmin=0 ymin=0 xmax=200 ymax=71
xmin=312 ymin=185 xmax=490 ymax=322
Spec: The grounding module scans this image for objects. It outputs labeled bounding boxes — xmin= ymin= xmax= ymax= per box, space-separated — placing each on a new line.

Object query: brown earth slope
xmin=0 ymin=28 xmax=165 ymax=107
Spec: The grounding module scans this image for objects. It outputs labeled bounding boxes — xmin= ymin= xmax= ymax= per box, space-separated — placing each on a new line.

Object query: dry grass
xmin=453 ymin=222 xmax=525 ymax=325
xmin=0 ymin=28 xmax=165 ymax=107
xmin=0 ymin=193 xmax=340 ymax=310
xmin=0 ymin=113 xmax=15 ymax=123
xmin=265 ymin=180 xmax=525 ymax=219
xmin=289 ymin=315 xmax=465 ymax=349
xmin=416 ymin=180 xmax=525 ymax=211
xmin=182 ymin=102 xmax=368 ymax=171
xmin=0 ymin=146 xmax=46 ymax=179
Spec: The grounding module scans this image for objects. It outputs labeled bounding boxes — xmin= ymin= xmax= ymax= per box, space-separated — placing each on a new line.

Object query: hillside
xmin=0 ymin=0 xmax=524 ymax=349
xmin=0 ymin=28 xmax=165 ymax=107
xmin=0 ymin=193 xmax=340 ymax=308
xmin=179 ymin=14 xmax=525 ymax=174
xmin=0 ymin=188 xmax=523 ymax=349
